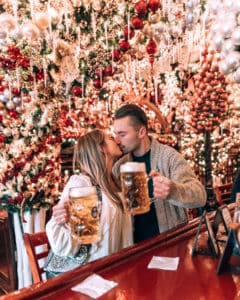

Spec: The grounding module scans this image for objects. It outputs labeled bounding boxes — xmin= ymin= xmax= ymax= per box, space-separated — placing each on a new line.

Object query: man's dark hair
xmin=114 ymin=104 xmax=148 ymax=130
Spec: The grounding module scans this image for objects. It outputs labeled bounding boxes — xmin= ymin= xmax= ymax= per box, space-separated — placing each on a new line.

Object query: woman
xmin=45 ymin=129 xmax=133 ymax=276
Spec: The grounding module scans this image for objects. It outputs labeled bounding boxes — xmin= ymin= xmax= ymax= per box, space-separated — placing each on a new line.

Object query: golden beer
xmin=68 ymin=186 xmax=100 ymax=244
xmin=120 ymin=162 xmax=150 ymax=215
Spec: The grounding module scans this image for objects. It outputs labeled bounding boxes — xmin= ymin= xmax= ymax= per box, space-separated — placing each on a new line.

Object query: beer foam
xmin=120 ymin=162 xmax=146 ymax=173
xmin=69 ymin=186 xmax=96 ymax=197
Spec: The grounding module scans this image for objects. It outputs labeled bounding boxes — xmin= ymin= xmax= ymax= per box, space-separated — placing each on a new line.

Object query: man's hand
xmin=149 ymin=170 xmax=172 ymax=200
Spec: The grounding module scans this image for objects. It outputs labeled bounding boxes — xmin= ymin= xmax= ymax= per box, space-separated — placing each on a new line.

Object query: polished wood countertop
xmin=1 ymin=214 xmax=240 ymax=300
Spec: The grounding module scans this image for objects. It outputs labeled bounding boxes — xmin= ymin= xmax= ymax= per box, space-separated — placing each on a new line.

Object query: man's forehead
xmin=113 ymin=117 xmax=131 ymax=130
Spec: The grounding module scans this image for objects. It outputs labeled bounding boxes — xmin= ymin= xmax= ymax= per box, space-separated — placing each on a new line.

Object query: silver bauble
xmin=3 ymin=89 xmax=10 ymax=98
xmin=224 ymin=0 xmax=235 ymax=10
xmin=0 ymin=95 xmax=7 ymax=103
xmin=12 ymin=97 xmax=20 ymax=105
xmin=232 ymin=28 xmax=240 ymax=45
xmin=222 ymin=39 xmax=234 ymax=53
xmin=211 ymin=22 xmax=221 ymax=35
xmin=185 ymin=0 xmax=194 ymax=10
xmin=226 ymin=52 xmax=240 ymax=69
xmin=219 ymin=60 xmax=232 ymax=74
xmin=213 ymin=34 xmax=223 ymax=52
xmin=221 ymin=19 xmax=235 ymax=38
xmin=186 ymin=13 xmax=194 ymax=24
xmin=232 ymin=68 xmax=240 ymax=83
xmin=209 ymin=1 xmax=222 ymax=14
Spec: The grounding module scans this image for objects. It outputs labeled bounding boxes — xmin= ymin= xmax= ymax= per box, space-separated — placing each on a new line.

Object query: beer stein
xmin=68 ymin=186 xmax=100 ymax=244
xmin=120 ymin=162 xmax=150 ymax=215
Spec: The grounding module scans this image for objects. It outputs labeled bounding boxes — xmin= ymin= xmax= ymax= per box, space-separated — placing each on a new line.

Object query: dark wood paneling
xmin=0 ymin=211 xmax=17 ymax=294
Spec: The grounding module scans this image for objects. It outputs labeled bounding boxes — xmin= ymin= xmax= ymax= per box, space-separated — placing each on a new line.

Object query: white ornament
xmin=3 ymin=128 xmax=11 ymax=137
xmin=6 ymin=100 xmax=15 ymax=110
xmin=0 ymin=14 xmax=17 ymax=32
xmin=21 ymin=23 xmax=40 ymax=40
xmin=92 ymin=0 xmax=101 ymax=11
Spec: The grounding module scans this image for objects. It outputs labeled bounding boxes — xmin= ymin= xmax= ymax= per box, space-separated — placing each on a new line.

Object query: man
xmin=113 ymin=104 xmax=206 ymax=243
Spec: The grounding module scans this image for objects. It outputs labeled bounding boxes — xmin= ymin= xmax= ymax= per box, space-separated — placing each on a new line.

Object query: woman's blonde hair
xmin=73 ymin=129 xmax=123 ymax=209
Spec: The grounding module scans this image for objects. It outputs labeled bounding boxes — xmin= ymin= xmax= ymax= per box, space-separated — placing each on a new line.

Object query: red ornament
xmin=146 ymin=38 xmax=157 ymax=55
xmin=0 ymin=134 xmax=4 ymax=143
xmin=135 ymin=1 xmax=148 ymax=16
xmin=148 ymin=0 xmax=161 ymax=12
xmin=104 ymin=65 xmax=114 ymax=77
xmin=93 ymin=79 xmax=102 ymax=89
xmin=36 ymin=70 xmax=44 ymax=81
xmin=18 ymin=56 xmax=30 ymax=68
xmin=9 ymin=110 xmax=18 ymax=119
xmin=15 ymin=194 xmax=23 ymax=204
xmin=119 ymin=40 xmax=130 ymax=52
xmin=12 ymin=87 xmax=21 ymax=96
xmin=131 ymin=17 xmax=144 ymax=30
xmin=7 ymin=45 xmax=20 ymax=55
xmin=72 ymin=86 xmax=83 ymax=97
xmin=0 ymin=85 xmax=4 ymax=92
xmin=112 ymin=49 xmax=121 ymax=61
xmin=65 ymin=117 xmax=73 ymax=126
xmin=124 ymin=27 xmax=135 ymax=40
xmin=95 ymin=68 xmax=103 ymax=79
xmin=0 ymin=115 xmax=2 ymax=123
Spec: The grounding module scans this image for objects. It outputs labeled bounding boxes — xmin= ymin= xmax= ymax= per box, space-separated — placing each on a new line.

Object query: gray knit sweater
xmin=113 ymin=138 xmax=207 ymax=233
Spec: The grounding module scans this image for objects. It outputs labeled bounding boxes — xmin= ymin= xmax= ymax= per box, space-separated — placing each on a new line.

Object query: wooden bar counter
xmin=1 ymin=216 xmax=239 ymax=300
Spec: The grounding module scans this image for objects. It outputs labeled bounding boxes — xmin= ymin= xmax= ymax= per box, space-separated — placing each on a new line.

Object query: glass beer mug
xmin=120 ymin=162 xmax=150 ymax=215
xmin=68 ymin=186 xmax=100 ymax=244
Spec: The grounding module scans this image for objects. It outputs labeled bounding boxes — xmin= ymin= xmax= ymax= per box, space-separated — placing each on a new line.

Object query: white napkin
xmin=148 ymin=256 xmax=179 ymax=271
xmin=71 ymin=273 xmax=118 ymax=299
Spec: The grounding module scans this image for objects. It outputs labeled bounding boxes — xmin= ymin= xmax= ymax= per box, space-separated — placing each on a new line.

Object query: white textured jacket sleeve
xmin=46 ymin=174 xmax=92 ymax=256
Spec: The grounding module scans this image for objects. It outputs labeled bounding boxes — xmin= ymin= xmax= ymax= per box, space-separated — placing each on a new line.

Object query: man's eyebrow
xmin=114 ymin=130 xmax=127 ymax=134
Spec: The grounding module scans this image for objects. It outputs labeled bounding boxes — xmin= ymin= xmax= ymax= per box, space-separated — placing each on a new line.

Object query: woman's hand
xmin=149 ymin=170 xmax=172 ymax=200
xmin=52 ymin=200 xmax=69 ymax=225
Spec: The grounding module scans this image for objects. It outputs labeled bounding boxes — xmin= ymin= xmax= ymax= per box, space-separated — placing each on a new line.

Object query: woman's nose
xmin=114 ymin=136 xmax=120 ymax=144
